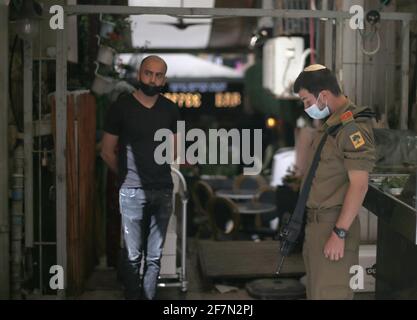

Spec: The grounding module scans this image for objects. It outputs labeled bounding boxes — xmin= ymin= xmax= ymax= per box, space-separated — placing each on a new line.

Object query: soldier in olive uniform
xmin=293 ymin=64 xmax=376 ymax=299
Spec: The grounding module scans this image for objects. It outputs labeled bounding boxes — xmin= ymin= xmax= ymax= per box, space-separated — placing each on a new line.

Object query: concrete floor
xmin=78 ymin=237 xmax=256 ymax=300
xmin=76 ymin=237 xmax=375 ymax=300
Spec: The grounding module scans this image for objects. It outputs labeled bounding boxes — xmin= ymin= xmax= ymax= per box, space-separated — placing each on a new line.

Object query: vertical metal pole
xmin=415 ymin=167 xmax=417 ymax=245
xmin=23 ymin=40 xmax=34 ymax=249
xmin=181 ymin=198 xmax=187 ymax=291
xmin=335 ymin=18 xmax=344 ymax=86
xmin=56 ymin=13 xmax=67 ymax=299
xmin=400 ymin=20 xmax=410 ymax=130
xmin=37 ymin=24 xmax=43 ymax=293
xmin=259 ymin=0 xmax=274 ymax=29
xmin=324 ymin=19 xmax=333 ymax=70
xmin=0 ymin=3 xmax=10 ymax=300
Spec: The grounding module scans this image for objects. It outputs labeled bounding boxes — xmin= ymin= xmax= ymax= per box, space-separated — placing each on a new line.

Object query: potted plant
xmin=100 ymin=14 xmax=132 ymax=52
xmin=382 ymin=176 xmax=408 ymax=196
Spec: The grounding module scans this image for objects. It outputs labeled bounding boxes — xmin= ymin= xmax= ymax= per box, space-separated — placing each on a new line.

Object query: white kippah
xmin=304 ymin=64 xmax=327 ymax=72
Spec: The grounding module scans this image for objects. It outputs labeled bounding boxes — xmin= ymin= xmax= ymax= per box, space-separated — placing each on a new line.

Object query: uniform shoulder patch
xmin=340 ymin=111 xmax=354 ymax=125
xmin=349 ymin=131 xmax=365 ymax=149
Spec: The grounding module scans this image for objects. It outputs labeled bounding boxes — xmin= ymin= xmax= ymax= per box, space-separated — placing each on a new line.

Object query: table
xmin=237 ymin=202 xmax=277 ymax=237
xmin=202 ymin=178 xmax=233 ymax=191
xmin=216 ymin=189 xmax=258 ymax=200
xmin=237 ymin=202 xmax=277 ymax=215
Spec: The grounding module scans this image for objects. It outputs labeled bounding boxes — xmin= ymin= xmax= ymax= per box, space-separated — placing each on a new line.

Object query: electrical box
xmin=262 ymin=37 xmax=310 ymax=99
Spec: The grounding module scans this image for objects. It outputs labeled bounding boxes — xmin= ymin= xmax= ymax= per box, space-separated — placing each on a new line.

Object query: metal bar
xmin=24 ymin=40 xmax=34 ymax=249
xmin=121 ymin=47 xmax=252 ymax=54
xmin=258 ymin=0 xmax=274 ymax=28
xmin=37 ymin=28 xmax=42 ymax=275
xmin=322 ymin=0 xmax=332 ymax=68
xmin=32 ymin=150 xmax=54 ymax=154
xmin=181 ymin=198 xmax=188 ymax=292
xmin=56 ymin=13 xmax=68 ymax=299
xmin=33 ymin=242 xmax=57 ymax=245
xmin=171 ymin=167 xmax=188 ymax=292
xmin=400 ymin=20 xmax=410 ymax=130
xmin=157 ymin=282 xmax=182 ymax=288
xmin=36 ymin=42 xmax=43 ymax=295
xmin=415 ymin=169 xmax=417 ymax=245
xmin=63 ymin=5 xmax=417 ymax=21
xmin=335 ymin=18 xmax=344 ymax=84
xmin=0 ymin=4 xmax=10 ymax=300
xmin=341 ymin=62 xmax=401 ymax=66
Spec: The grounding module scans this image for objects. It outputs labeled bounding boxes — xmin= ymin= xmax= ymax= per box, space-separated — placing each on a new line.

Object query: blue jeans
xmin=118 ymin=187 xmax=173 ymax=300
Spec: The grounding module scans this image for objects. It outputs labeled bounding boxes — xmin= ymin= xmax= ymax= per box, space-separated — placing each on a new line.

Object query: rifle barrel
xmin=276 ymin=256 xmax=285 ymax=275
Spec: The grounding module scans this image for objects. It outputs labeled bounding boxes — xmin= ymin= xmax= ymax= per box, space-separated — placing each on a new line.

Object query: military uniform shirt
xmin=304 ymin=100 xmax=376 ymax=210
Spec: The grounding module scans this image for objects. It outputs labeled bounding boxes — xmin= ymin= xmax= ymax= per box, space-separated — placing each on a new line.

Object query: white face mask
xmin=304 ymin=93 xmax=330 ymax=119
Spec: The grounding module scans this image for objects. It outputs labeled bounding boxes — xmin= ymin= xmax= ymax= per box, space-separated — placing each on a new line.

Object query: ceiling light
xmin=266 ymin=117 xmax=277 ymax=128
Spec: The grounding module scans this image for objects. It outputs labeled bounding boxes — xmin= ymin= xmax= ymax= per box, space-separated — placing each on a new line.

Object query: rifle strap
xmin=291 ymin=131 xmax=329 ymax=224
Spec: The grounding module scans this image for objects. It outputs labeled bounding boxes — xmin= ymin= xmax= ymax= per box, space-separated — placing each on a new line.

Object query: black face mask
xmin=138 ymin=81 xmax=164 ymax=96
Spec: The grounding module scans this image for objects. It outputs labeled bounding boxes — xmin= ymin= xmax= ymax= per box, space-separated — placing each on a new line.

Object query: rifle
xmin=276 ymin=129 xmax=330 ymax=274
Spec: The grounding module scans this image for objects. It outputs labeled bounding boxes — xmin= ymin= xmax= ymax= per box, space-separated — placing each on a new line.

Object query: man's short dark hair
xmin=293 ymin=68 xmax=342 ymax=97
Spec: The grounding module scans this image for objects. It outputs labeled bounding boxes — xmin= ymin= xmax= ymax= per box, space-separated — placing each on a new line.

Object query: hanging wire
xmin=379 ymin=0 xmax=391 ymax=11
xmin=359 ymin=25 xmax=381 ymax=56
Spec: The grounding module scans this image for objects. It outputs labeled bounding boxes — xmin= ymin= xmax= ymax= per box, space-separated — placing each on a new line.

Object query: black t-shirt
xmin=103 ymin=93 xmax=180 ymax=190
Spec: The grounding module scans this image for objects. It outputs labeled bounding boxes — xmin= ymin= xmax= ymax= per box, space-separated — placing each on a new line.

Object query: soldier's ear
xmin=321 ymin=90 xmax=332 ymax=102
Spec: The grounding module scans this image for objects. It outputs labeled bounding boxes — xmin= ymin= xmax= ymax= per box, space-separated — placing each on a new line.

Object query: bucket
xmin=97 ymin=45 xmax=117 ymax=66
xmin=99 ymin=20 xmax=116 ymax=38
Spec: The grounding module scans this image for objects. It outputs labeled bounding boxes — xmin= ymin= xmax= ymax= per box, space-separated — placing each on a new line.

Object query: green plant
xmin=100 ymin=15 xmax=132 ymax=52
xmin=382 ymin=176 xmax=408 ymax=189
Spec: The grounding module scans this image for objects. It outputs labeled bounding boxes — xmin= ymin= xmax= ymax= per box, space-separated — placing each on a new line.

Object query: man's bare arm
xmin=323 ymin=170 xmax=369 ymax=260
xmin=336 ymin=170 xmax=369 ymax=230
xmin=100 ymin=132 xmax=119 ymax=174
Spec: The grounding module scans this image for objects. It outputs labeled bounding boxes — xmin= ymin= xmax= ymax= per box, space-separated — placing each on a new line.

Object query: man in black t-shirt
xmin=101 ymin=55 xmax=179 ymax=300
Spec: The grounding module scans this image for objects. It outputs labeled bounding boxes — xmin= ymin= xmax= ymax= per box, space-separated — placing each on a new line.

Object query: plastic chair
xmin=253 ymin=186 xmax=279 ymax=238
xmin=207 ymin=196 xmax=241 ymax=241
xmin=191 ymin=180 xmax=214 ymax=238
xmin=254 ymin=186 xmax=277 ymax=204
